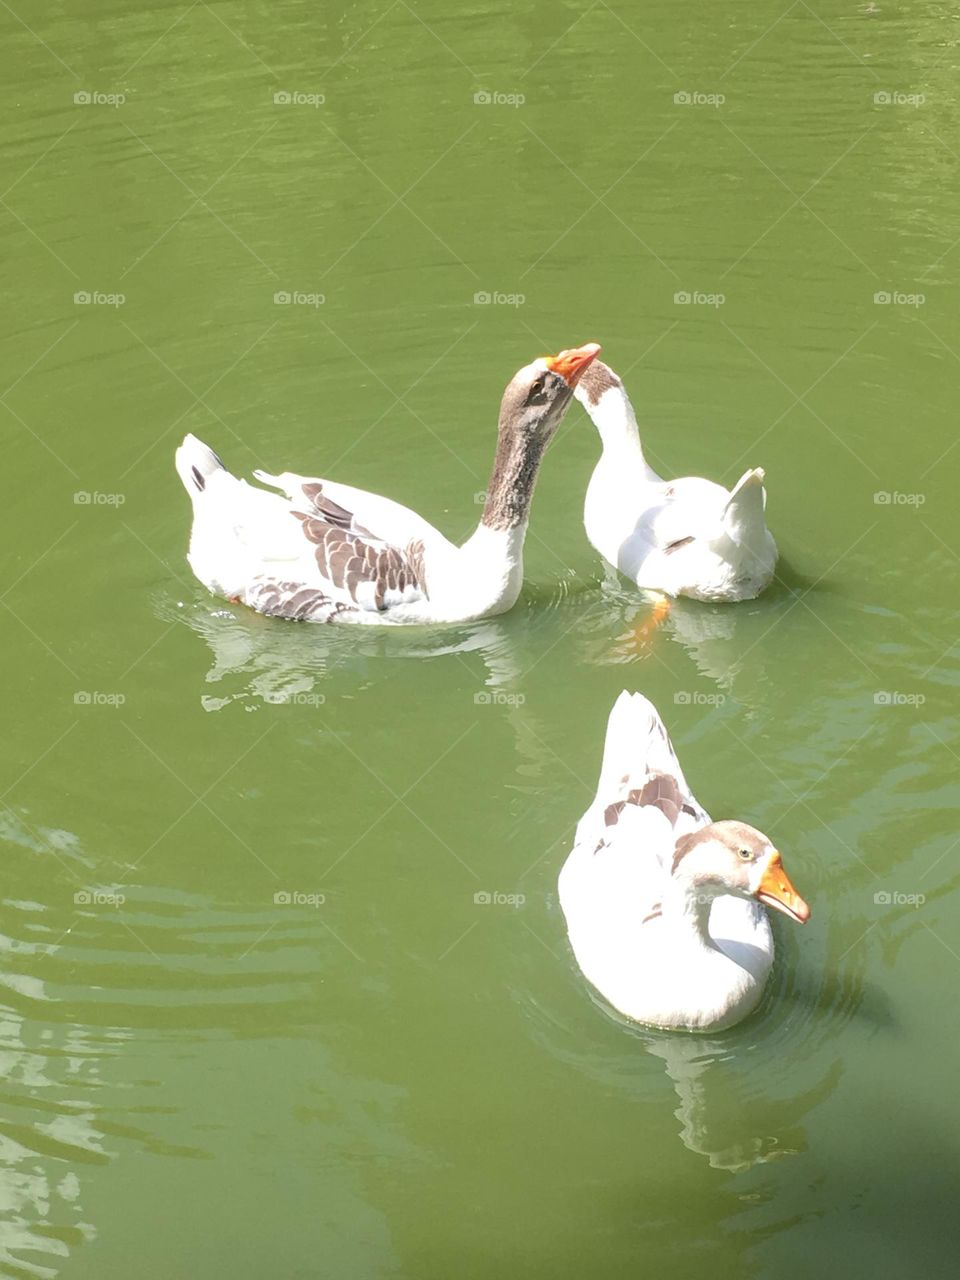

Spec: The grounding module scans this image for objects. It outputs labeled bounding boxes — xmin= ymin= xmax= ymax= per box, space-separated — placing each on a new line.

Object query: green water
xmin=2 ymin=1 xmax=959 ymax=1275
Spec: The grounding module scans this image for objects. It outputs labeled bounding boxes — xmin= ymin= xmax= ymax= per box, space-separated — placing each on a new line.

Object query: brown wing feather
xmin=244 ymin=580 xmax=357 ymax=622
xmin=602 ymin=772 xmax=684 ymax=831
xmin=290 ymin=483 xmax=428 ymax=611
xmin=636 ymin=774 xmax=683 ymax=826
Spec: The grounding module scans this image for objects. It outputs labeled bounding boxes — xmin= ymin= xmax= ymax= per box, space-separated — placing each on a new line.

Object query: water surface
xmin=1 ymin=1 xmax=959 ymax=1276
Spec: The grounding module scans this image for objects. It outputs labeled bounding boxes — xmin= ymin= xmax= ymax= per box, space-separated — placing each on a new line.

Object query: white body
xmin=175 ymin=437 xmax=527 ymax=625
xmin=558 ymin=692 xmax=775 ymax=1031
xmin=578 ymin=377 xmax=778 ymax=602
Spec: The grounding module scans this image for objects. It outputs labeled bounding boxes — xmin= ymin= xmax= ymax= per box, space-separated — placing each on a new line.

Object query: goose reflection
xmin=640 ymin=1027 xmax=839 ymax=1171
xmin=170 ymin=598 xmax=525 ymax=711
xmin=525 ymin=978 xmax=843 ymax=1174
xmin=589 ymin=570 xmax=789 ymax=697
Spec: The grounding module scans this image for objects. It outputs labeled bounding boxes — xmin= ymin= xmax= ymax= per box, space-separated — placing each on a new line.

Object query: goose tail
xmin=175 ymin=434 xmax=230 ymax=505
xmin=597 ymin=690 xmax=676 ymax=795
xmin=722 ymin=467 xmax=767 ymax=535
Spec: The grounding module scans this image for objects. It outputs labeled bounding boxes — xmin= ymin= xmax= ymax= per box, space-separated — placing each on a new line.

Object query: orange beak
xmin=757 ymin=852 xmax=811 ymax=924
xmin=543 ymin=342 xmax=601 ymax=388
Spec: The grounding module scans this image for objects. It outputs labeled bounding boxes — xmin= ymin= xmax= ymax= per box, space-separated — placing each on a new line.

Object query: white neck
xmin=661 ymin=875 xmax=719 ymax=951
xmin=432 ymin=521 xmax=527 ymax=620
xmin=656 ymin=876 xmax=761 ymax=1029
xmin=582 ymin=385 xmax=662 ymax=483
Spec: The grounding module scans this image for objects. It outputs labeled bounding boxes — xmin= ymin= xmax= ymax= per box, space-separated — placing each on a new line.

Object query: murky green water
xmin=2 ymin=1 xmax=959 ymax=1275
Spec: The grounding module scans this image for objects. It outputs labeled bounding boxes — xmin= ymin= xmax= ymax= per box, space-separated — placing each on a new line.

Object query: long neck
xmin=660 ymin=875 xmax=719 ymax=950
xmin=443 ymin=424 xmax=546 ymax=618
xmin=480 ymin=424 xmax=547 ymax=532
xmin=589 ymin=387 xmax=661 ymax=483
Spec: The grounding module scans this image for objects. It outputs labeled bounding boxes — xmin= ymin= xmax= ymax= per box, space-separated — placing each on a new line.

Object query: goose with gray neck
xmin=175 ymin=342 xmax=600 ymax=625
xmin=575 ymin=360 xmax=778 ymax=603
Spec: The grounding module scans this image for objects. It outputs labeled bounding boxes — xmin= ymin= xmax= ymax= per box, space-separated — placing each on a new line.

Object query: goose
xmin=174 ymin=343 xmax=600 ymax=625
xmin=558 ymin=691 xmax=810 ymax=1031
xmin=574 ymin=361 xmax=778 ymax=602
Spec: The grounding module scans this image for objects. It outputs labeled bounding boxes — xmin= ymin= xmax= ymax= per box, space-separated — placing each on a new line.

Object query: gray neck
xmin=481 ymin=426 xmax=547 ymax=532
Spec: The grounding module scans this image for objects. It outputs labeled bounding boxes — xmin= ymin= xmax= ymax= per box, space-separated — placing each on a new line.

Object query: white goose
xmin=559 ymin=692 xmax=810 ymax=1031
xmin=174 ymin=343 xmax=600 ymax=625
xmin=575 ymin=361 xmax=778 ymax=602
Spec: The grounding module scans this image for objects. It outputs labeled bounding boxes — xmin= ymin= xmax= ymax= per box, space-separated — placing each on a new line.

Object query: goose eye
xmin=526 ymin=375 xmax=548 ymax=405
xmin=738 ymin=847 xmax=751 ymax=861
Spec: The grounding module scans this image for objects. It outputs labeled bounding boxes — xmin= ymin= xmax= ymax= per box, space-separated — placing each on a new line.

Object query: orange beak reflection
xmin=543 ymin=342 xmax=601 ymax=387
xmin=757 ymin=852 xmax=811 ymax=924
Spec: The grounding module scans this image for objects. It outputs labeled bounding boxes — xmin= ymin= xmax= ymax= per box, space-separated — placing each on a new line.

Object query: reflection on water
xmin=642 ymin=1032 xmax=838 ymax=1172
xmin=0 ymin=818 xmax=105 ymax=1276
xmin=170 ymin=597 xmax=527 ymax=710
xmin=586 ymin=570 xmax=773 ymax=697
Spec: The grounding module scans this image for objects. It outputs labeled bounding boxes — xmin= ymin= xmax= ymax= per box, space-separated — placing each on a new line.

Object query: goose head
xmin=498 ymin=343 xmax=602 ymax=443
xmin=671 ymin=820 xmax=811 ymax=924
xmin=483 ymin=342 xmax=600 ymax=530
